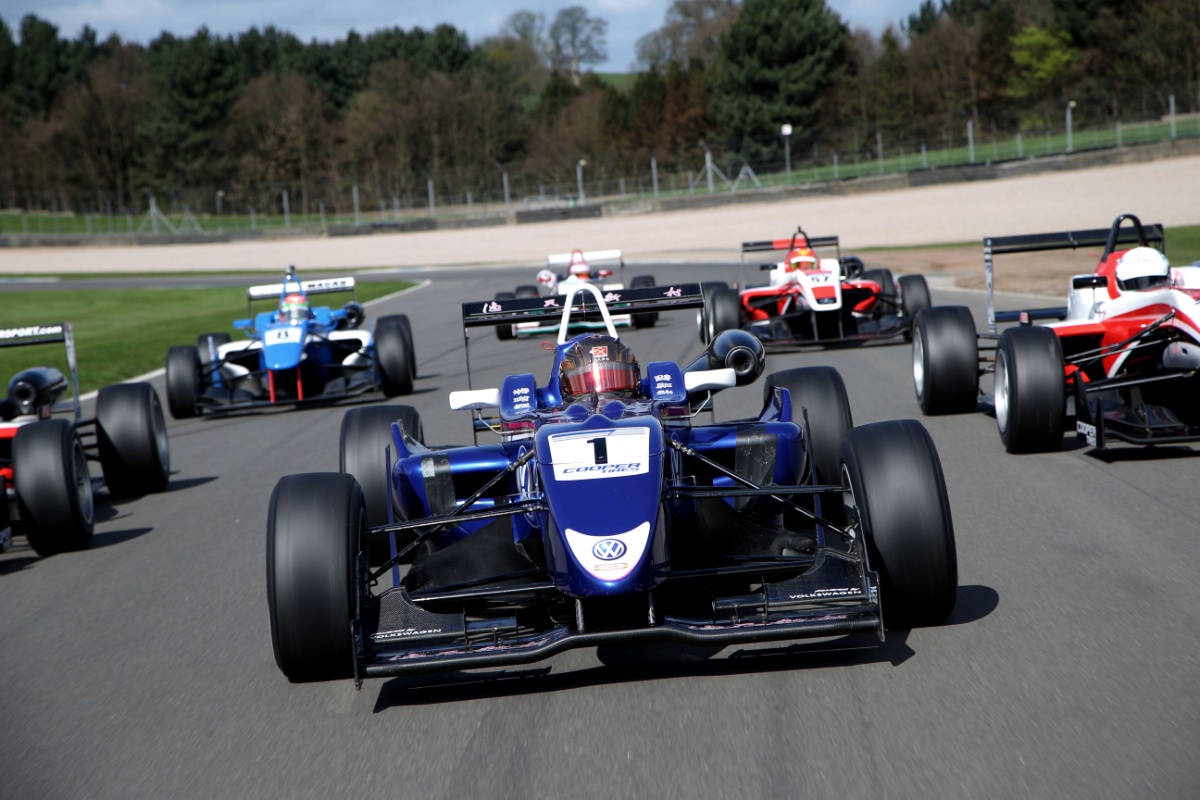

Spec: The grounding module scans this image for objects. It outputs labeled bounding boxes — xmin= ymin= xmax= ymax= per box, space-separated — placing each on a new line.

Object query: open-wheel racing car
xmin=266 ymin=281 xmax=958 ymax=685
xmin=701 ymin=227 xmax=931 ymax=350
xmin=912 ymin=213 xmax=1200 ymax=453
xmin=492 ymin=249 xmax=658 ymax=340
xmin=164 ymin=267 xmax=416 ymax=418
xmin=1 ymin=322 xmax=169 ymax=556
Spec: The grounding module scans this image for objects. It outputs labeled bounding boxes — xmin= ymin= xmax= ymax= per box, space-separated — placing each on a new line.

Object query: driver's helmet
xmin=559 ymin=335 xmax=640 ymax=400
xmin=1115 ymin=247 xmax=1171 ymax=292
xmin=786 ymin=246 xmax=818 ymax=272
xmin=567 ymin=250 xmax=591 ymax=279
xmin=279 ymin=292 xmax=311 ymax=323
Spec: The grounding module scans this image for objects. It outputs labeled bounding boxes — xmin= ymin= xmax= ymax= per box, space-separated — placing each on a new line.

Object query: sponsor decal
xmin=592 ymin=539 xmax=627 ymax=560
xmin=603 ymin=292 xmax=621 ymax=302
xmin=787 ymin=587 xmax=858 ymax=600
xmin=590 ymin=345 xmax=609 ymax=359
xmin=485 ymin=301 xmax=502 ymax=313
xmin=0 ymin=324 xmax=64 ymax=340
xmin=664 ymin=287 xmax=682 ymax=297
xmin=372 ymin=627 xmax=446 ymax=642
xmin=1076 ymin=421 xmax=1098 ymax=446
xmin=561 ymin=462 xmax=644 ymax=475
xmin=544 ymin=298 xmax=560 ymax=307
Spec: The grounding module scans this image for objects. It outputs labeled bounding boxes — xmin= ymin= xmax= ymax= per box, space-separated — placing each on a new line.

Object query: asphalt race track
xmin=2 ymin=266 xmax=1197 ymax=799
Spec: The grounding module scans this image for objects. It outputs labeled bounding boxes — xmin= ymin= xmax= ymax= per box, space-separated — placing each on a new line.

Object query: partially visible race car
xmin=492 ymin=249 xmax=658 ymax=339
xmin=164 ymin=268 xmax=415 ymax=418
xmin=1 ymin=323 xmax=170 ymax=556
xmin=265 ymin=280 xmax=957 ymax=685
xmin=912 ymin=213 xmax=1200 ymax=452
xmin=701 ymin=227 xmax=931 ymax=349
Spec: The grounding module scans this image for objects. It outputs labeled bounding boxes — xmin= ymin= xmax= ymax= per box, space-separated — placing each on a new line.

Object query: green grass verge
xmin=0 ymin=281 xmax=414 ymax=395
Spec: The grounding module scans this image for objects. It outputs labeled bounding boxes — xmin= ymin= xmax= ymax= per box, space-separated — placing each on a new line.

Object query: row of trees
xmin=1 ymin=0 xmax=1198 ymax=218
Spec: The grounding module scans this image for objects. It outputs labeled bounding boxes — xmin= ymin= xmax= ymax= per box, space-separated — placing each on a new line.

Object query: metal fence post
xmin=705 ymin=151 xmax=714 ymax=194
xmin=921 ymin=143 xmax=928 ymax=168
xmin=353 ymin=184 xmax=361 ymax=225
xmin=877 ymin=132 xmax=884 ymax=174
xmin=282 ymin=190 xmax=290 ymax=227
xmin=651 ymin=157 xmax=659 ymax=200
xmin=968 ymin=120 xmax=975 ymax=164
xmin=1170 ymin=94 xmax=1177 ymax=139
xmin=503 ymin=171 xmax=511 ymax=215
xmin=318 ymin=200 xmax=326 ymax=229
xmin=428 ymin=179 xmax=436 ymax=218
xmin=833 ymin=153 xmax=839 ymax=180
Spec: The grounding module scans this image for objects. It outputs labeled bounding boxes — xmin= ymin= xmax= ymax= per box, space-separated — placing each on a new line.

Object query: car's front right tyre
xmin=267 ymin=472 xmax=363 ymax=682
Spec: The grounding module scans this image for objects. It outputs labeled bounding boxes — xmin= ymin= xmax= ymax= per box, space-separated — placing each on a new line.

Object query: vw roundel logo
xmin=592 ymin=539 xmax=626 ymax=561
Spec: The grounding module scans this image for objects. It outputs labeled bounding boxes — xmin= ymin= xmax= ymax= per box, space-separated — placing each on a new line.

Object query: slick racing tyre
xmin=630 ymin=274 xmax=658 ymax=328
xmin=697 ymin=282 xmax=729 ymax=343
xmin=13 ymin=419 xmax=95 ymax=556
xmin=96 ymin=382 xmax=171 ymax=497
xmin=912 ymin=306 xmax=979 ymax=415
xmin=995 ymin=326 xmax=1065 ymax=453
xmin=494 ymin=291 xmax=516 ymax=341
xmin=704 ymin=288 xmax=741 ymax=344
xmin=898 ymin=274 xmax=932 ymax=341
xmin=841 ymin=420 xmax=957 ymax=629
xmin=764 ymin=367 xmax=853 ymax=487
xmin=266 ymin=472 xmax=362 ymax=682
xmin=340 ymin=404 xmax=424 ymax=564
xmin=165 ymin=345 xmax=200 ymax=419
xmin=861 ymin=268 xmax=897 ymax=304
xmin=375 ymin=314 xmax=414 ymax=397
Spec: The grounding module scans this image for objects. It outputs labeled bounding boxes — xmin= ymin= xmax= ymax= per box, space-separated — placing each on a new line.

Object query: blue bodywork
xmin=348 ymin=283 xmax=881 ymax=681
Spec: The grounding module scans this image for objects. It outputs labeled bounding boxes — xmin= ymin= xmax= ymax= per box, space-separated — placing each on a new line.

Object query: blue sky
xmin=1 ymin=1 xmax=920 ymax=70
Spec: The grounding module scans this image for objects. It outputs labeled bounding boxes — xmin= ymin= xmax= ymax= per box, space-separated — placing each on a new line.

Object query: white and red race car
xmin=701 ymin=227 xmax=931 ymax=349
xmin=913 ymin=213 xmax=1200 ymax=452
xmin=492 ymin=249 xmax=658 ymax=339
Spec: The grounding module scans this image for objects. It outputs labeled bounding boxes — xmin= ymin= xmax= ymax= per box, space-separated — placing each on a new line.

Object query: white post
xmin=1169 ymin=94 xmax=1177 ymax=139
xmin=921 ymin=143 xmax=927 ymax=169
xmin=1116 ymin=120 xmax=1122 ymax=148
xmin=1066 ymin=101 xmax=1076 ymax=153
xmin=428 ymin=179 xmax=436 ymax=218
xmin=833 ymin=153 xmax=839 ymax=180
xmin=876 ymin=131 xmax=884 ymax=173
xmin=576 ymin=160 xmax=586 ymax=205
xmin=1017 ymin=132 xmax=1023 ymax=158
xmin=651 ymin=156 xmax=659 ymax=199
xmin=968 ymin=120 xmax=975 ymax=163
xmin=282 ymin=190 xmax=290 ymax=227
xmin=502 ymin=171 xmax=511 ymax=215
xmin=352 ymin=184 xmax=361 ymax=225
xmin=705 ymin=151 xmax=714 ymax=194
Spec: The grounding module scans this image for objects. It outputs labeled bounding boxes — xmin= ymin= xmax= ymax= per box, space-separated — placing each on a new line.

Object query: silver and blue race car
xmin=164 ymin=268 xmax=415 ymax=417
xmin=266 ymin=282 xmax=957 ymax=685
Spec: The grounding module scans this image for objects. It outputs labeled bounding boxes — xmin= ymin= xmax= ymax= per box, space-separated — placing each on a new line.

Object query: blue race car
xmin=266 ymin=282 xmax=957 ymax=684
xmin=164 ymin=267 xmax=415 ymax=417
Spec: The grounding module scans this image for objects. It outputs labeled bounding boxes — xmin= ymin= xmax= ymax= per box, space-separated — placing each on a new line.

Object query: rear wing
xmin=983 ymin=214 xmax=1165 ymax=333
xmin=741 ymin=235 xmax=840 ymax=257
xmin=547 ymin=249 xmax=623 ymax=267
xmin=246 ymin=276 xmax=357 ymax=302
xmin=462 ymin=283 xmax=704 ymax=329
xmin=0 ymin=322 xmax=82 ymax=422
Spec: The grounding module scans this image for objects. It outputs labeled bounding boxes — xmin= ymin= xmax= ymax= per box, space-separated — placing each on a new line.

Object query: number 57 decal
xmin=547 ymin=428 xmax=650 ymax=481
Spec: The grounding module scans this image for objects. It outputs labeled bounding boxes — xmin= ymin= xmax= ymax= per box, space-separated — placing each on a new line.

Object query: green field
xmin=0 ymin=281 xmax=414 ymax=395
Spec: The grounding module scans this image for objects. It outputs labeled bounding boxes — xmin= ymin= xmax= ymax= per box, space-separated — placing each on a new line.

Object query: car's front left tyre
xmin=841 ymin=420 xmax=957 ymax=629
xmin=96 ymin=382 xmax=170 ymax=497
xmin=266 ymin=472 xmax=362 ymax=682
xmin=165 ymin=345 xmax=200 ymax=419
xmin=995 ymin=326 xmax=1065 ymax=453
xmin=375 ymin=315 xmax=414 ymax=397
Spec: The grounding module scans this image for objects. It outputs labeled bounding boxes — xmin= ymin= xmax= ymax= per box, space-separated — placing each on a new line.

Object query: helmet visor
xmin=562 ymin=360 xmax=639 ymax=397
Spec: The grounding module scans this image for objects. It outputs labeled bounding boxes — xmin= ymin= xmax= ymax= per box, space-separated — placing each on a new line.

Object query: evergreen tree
xmin=709 ymin=0 xmax=848 ymax=156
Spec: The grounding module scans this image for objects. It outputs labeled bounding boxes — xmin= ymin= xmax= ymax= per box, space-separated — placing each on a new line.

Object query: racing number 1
xmin=587 ymin=437 xmax=609 ymax=464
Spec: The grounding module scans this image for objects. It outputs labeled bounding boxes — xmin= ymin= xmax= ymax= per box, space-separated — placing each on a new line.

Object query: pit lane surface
xmin=2 ymin=268 xmax=1197 ymax=799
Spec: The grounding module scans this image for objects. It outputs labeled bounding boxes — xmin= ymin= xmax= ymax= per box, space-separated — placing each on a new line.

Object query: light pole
xmin=1066 ymin=100 xmax=1076 ymax=154
xmin=576 ymin=159 xmax=587 ymax=206
xmin=216 ymin=190 xmax=224 ymax=233
xmin=781 ymin=124 xmax=793 ymax=185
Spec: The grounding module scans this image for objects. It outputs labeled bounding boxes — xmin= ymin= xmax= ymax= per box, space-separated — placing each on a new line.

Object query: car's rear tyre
xmin=514 ymin=285 xmax=539 ymax=298
xmin=494 ymin=291 xmax=516 ymax=340
xmin=630 ymin=275 xmax=658 ymax=328
xmin=764 ymin=367 xmax=853 ymax=486
xmin=165 ymin=345 xmax=200 ymax=419
xmin=862 ymin=268 xmax=896 ymax=303
xmin=912 ymin=306 xmax=979 ymax=415
xmin=96 ymin=382 xmax=170 ymax=497
xmin=898 ymin=274 xmax=931 ymax=341
xmin=704 ymin=288 xmax=741 ymax=344
xmin=995 ymin=326 xmax=1065 ymax=453
xmin=375 ymin=315 xmax=414 ymax=397
xmin=697 ymin=282 xmax=729 ymax=343
xmin=340 ymin=405 xmax=424 ymax=564
xmin=841 ymin=420 xmax=957 ymax=629
xmin=13 ymin=419 xmax=94 ymax=556
xmin=266 ymin=472 xmax=362 ymax=682
xmin=386 ymin=314 xmax=417 ymax=381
